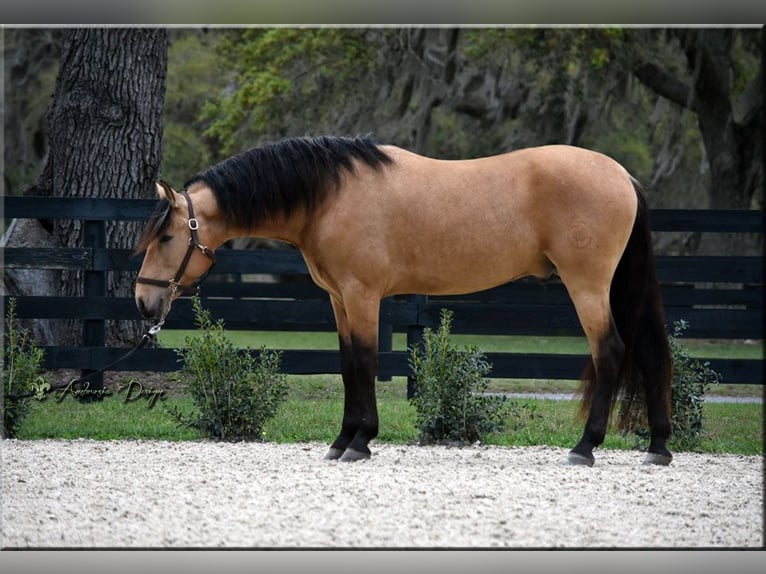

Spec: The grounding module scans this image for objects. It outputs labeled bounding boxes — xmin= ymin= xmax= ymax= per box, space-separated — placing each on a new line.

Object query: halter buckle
xmin=188 ymin=218 xmax=199 ymax=231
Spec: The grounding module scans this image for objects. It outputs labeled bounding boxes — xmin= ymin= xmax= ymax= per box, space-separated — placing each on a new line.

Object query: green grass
xmin=14 ymin=376 xmax=763 ymax=456
xmin=15 ymin=392 xmax=201 ymax=441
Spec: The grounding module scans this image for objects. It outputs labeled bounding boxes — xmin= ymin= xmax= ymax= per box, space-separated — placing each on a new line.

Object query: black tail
xmin=580 ymin=177 xmax=672 ymax=434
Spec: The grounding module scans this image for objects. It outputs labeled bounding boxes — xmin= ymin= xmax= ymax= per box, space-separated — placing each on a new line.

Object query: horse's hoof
xmin=643 ymin=452 xmax=672 ymax=466
xmin=339 ymin=448 xmax=370 ymax=462
xmin=565 ymin=451 xmax=595 ymax=467
xmin=324 ymin=447 xmax=345 ymax=460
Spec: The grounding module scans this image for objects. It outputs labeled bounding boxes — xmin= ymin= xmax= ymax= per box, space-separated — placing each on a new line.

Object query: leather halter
xmin=136 ymin=190 xmax=217 ymax=298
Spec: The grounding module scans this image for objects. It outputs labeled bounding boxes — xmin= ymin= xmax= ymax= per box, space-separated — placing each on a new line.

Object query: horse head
xmin=134 ymin=180 xmax=219 ymax=321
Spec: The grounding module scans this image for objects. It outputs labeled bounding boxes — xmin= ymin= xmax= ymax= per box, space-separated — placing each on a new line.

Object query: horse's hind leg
xmin=565 ymin=288 xmax=625 ymax=466
xmin=325 ymin=294 xmax=380 ymax=462
xmin=635 ymin=328 xmax=673 ymax=465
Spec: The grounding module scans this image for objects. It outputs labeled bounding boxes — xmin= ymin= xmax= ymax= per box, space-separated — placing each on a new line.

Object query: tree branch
xmin=632 ymin=60 xmax=697 ymax=112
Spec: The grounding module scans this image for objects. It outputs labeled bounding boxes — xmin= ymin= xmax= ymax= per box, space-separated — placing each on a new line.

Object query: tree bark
xmin=28 ymin=28 xmax=168 ymax=346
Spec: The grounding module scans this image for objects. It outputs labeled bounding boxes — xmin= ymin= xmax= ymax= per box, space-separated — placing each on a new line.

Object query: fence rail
xmin=3 ymin=196 xmax=763 ymax=386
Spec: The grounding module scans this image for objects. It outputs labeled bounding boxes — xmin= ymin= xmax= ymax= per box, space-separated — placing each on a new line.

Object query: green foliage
xmin=631 ymin=320 xmax=722 ymax=451
xmin=166 ymin=297 xmax=288 ymax=441
xmin=202 ymin=28 xmax=386 ymax=154
xmin=464 ymin=28 xmax=625 ymax=71
xmin=3 ymin=298 xmax=49 ymax=438
xmin=161 ymin=30 xmax=231 ymax=182
xmin=409 ymin=309 xmax=531 ymax=444
xmin=161 ymin=122 xmax=213 ymax=185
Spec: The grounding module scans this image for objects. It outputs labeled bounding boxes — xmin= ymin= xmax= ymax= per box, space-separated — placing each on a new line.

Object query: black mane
xmin=185 ymin=135 xmax=394 ymax=230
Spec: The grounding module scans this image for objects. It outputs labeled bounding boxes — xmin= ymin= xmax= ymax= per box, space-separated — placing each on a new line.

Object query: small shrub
xmin=3 ymin=298 xmax=48 ymax=438
xmin=166 ymin=297 xmax=288 ymax=441
xmin=667 ymin=319 xmax=721 ymax=450
xmin=408 ymin=309 xmax=514 ymax=444
xmin=631 ymin=319 xmax=721 ymax=451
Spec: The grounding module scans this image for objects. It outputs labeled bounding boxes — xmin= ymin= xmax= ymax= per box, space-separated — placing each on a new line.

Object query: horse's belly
xmin=387 ymin=244 xmax=553 ymax=297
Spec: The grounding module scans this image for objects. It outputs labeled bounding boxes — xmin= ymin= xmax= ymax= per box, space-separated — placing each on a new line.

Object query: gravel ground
xmin=2 ymin=440 xmax=763 ymax=548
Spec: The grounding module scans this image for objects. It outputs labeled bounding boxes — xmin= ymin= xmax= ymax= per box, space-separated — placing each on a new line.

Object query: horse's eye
xmin=159 ymin=234 xmax=173 ymax=244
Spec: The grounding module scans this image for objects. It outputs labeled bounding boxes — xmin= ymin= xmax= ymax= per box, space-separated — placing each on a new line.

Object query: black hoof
xmin=566 ymin=451 xmax=595 ymax=467
xmin=324 ymin=447 xmax=345 ymax=460
xmin=339 ymin=448 xmax=370 ymax=462
xmin=643 ymin=452 xmax=672 ymax=466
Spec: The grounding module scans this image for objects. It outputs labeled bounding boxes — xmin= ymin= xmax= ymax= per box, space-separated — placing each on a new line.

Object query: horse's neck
xmin=191 ymin=185 xmax=305 ymax=249
xmin=228 ymin=213 xmax=308 ymax=249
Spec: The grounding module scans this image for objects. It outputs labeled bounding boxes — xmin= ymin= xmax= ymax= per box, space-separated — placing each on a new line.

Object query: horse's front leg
xmin=323 ymin=326 xmax=359 ymax=460
xmin=325 ymin=295 xmax=380 ymax=462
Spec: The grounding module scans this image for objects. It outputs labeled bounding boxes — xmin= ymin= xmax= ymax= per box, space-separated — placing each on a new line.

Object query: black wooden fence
xmin=3 ymin=196 xmax=763 ymax=389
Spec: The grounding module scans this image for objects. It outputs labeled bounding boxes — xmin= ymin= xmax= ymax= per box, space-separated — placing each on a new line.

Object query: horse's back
xmin=382 ymin=143 xmax=638 ymax=248
xmin=382 ymin=143 xmax=635 ymax=208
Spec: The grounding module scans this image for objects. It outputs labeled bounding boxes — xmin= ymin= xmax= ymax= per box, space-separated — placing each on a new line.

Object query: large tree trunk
xmin=27 ymin=28 xmax=168 ymax=346
xmin=679 ymin=29 xmax=756 ymax=210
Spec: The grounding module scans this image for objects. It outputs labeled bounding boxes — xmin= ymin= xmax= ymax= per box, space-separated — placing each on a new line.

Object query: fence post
xmin=82 ymin=219 xmax=106 ymax=392
xmin=405 ymin=294 xmax=427 ymax=399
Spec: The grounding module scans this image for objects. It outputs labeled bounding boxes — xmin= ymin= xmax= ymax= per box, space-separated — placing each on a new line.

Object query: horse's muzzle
xmin=136 ymin=295 xmax=164 ymax=320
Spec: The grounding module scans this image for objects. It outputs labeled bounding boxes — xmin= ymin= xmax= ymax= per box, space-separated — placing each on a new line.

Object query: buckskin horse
xmin=134 ymin=135 xmax=672 ymax=466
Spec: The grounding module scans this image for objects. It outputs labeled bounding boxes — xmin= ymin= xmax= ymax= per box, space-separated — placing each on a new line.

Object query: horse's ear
xmin=155 ymin=179 xmax=179 ymax=208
